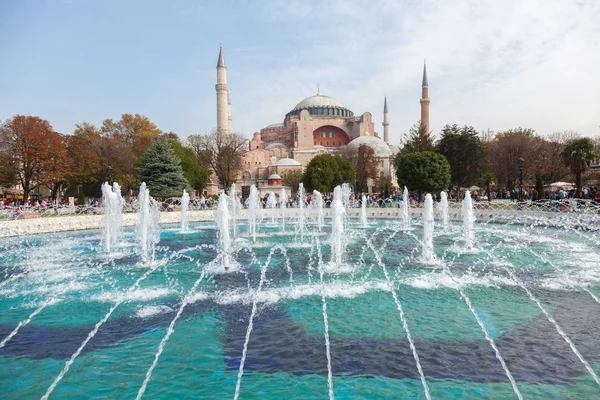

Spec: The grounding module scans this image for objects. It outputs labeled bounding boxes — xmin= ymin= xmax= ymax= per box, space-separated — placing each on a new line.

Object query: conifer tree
xmin=138 ymin=138 xmax=189 ymax=198
xmin=399 ymin=120 xmax=434 ymax=156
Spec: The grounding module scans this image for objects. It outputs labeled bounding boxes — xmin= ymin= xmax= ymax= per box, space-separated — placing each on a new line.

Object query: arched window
xmin=320 ymin=141 xmax=323 ymax=146
xmin=314 ymin=141 xmax=317 ymax=145
xmin=326 ymin=141 xmax=329 ymax=146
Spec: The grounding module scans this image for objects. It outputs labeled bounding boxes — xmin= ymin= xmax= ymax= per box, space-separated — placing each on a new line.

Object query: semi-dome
xmin=274 ymin=158 xmax=302 ymax=166
xmin=347 ymin=135 xmax=392 ymax=158
xmin=268 ymin=174 xmax=282 ymax=180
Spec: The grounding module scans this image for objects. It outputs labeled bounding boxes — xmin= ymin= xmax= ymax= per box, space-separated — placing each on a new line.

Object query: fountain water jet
xmin=247 ymin=185 xmax=260 ymax=243
xmin=422 ymin=193 xmax=435 ymax=263
xmin=137 ymin=182 xmax=160 ymax=263
xmin=215 ymin=191 xmax=231 ymax=271
xmin=341 ymin=183 xmax=351 ymax=229
xmin=230 ymin=184 xmax=238 ymax=238
xmin=101 ymin=182 xmax=123 ymax=252
xmin=437 ymin=191 xmax=448 ymax=227
xmin=267 ymin=192 xmax=277 ymax=224
xmin=402 ymin=186 xmax=410 ymax=228
xmin=298 ymin=183 xmax=306 ymax=243
xmin=280 ymin=188 xmax=287 ymax=232
xmin=330 ymin=185 xmax=346 ymax=268
xmin=180 ymin=189 xmax=190 ymax=232
xmin=462 ymin=191 xmax=476 ymax=250
xmin=360 ymin=195 xmax=368 ymax=227
xmin=312 ymin=190 xmax=324 ymax=231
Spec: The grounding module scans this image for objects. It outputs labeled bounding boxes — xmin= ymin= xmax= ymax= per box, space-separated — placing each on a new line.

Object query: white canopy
xmin=547 ymin=182 xmax=574 ymax=188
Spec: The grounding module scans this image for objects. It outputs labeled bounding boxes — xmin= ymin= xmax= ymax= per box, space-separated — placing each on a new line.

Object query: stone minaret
xmin=420 ymin=59 xmax=430 ymax=133
xmin=228 ymin=93 xmax=232 ymax=133
xmin=382 ymin=96 xmax=390 ymax=144
xmin=216 ymin=43 xmax=230 ymax=136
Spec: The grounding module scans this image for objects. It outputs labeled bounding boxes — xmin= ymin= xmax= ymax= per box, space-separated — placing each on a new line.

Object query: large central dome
xmin=292 ymin=94 xmax=345 ymax=110
xmin=285 ymin=90 xmax=354 ymax=119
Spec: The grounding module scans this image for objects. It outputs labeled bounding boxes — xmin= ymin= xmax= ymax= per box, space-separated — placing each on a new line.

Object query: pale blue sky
xmin=1 ymin=0 xmax=599 ymax=142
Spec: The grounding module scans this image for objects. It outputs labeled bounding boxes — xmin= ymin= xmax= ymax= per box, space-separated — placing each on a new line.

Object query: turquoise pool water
xmin=1 ymin=219 xmax=599 ymax=399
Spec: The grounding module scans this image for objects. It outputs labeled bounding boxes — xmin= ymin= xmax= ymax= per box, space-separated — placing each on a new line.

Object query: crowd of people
xmin=3 ymin=185 xmax=599 ymax=220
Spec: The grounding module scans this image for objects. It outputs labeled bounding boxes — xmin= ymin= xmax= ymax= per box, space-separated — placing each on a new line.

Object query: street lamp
xmin=108 ymin=165 xmax=113 ymax=183
xmin=519 ymin=158 xmax=525 ymax=202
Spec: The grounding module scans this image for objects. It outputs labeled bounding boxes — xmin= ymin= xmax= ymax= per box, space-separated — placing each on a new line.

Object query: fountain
xmin=137 ymin=182 xmax=160 ymax=263
xmin=215 ymin=191 xmax=231 ymax=271
xmin=462 ymin=190 xmax=476 ymax=251
xmin=247 ymin=184 xmax=260 ymax=243
xmin=330 ymin=185 xmax=345 ymax=268
xmin=101 ymin=182 xmax=123 ymax=252
xmin=180 ymin=189 xmax=189 ymax=232
xmin=4 ymin=179 xmax=600 ymax=399
xmin=437 ymin=191 xmax=448 ymax=227
xmin=297 ymin=183 xmax=306 ymax=244
xmin=360 ymin=195 xmax=368 ymax=227
xmin=402 ymin=186 xmax=410 ymax=228
xmin=312 ymin=190 xmax=324 ymax=231
xmin=280 ymin=188 xmax=287 ymax=232
xmin=341 ymin=183 xmax=351 ymax=228
xmin=267 ymin=192 xmax=277 ymax=224
xmin=230 ymin=184 xmax=238 ymax=238
xmin=421 ymin=193 xmax=435 ymax=263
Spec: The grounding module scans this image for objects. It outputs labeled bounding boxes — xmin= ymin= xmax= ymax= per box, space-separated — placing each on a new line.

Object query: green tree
xmin=302 ymin=154 xmax=355 ymax=193
xmin=436 ymin=124 xmax=485 ymax=191
xmin=281 ymin=169 xmax=303 ymax=194
xmin=395 ymin=151 xmax=450 ymax=200
xmin=399 ymin=120 xmax=434 ymax=156
xmin=168 ymin=139 xmax=209 ymax=193
xmin=138 ymin=138 xmax=189 ymax=198
xmin=562 ymin=137 xmax=595 ymax=192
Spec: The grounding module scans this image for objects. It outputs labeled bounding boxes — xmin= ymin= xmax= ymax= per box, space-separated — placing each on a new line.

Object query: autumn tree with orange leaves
xmin=0 ymin=115 xmax=69 ymax=201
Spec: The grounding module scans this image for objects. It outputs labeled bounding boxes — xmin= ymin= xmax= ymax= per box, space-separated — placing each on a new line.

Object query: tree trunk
xmin=576 ymin=172 xmax=582 ymax=193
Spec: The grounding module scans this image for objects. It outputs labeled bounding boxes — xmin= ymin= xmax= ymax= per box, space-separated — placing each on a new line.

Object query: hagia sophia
xmin=210 ymin=44 xmax=430 ymax=195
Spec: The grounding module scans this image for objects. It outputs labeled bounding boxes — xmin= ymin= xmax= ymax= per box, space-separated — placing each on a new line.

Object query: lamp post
xmin=519 ymin=158 xmax=525 ymax=202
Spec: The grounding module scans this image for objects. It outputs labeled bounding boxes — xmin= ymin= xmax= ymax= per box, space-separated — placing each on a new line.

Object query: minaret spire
xmin=216 ymin=43 xmax=230 ymax=136
xmin=382 ymin=96 xmax=390 ymax=144
xmin=420 ymin=59 xmax=430 ymax=134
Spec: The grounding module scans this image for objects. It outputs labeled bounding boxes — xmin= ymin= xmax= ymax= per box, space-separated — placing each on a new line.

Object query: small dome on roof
xmin=347 ymin=135 xmax=392 ymax=157
xmin=268 ymin=174 xmax=282 ymax=180
xmin=274 ymin=158 xmax=302 ymax=166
